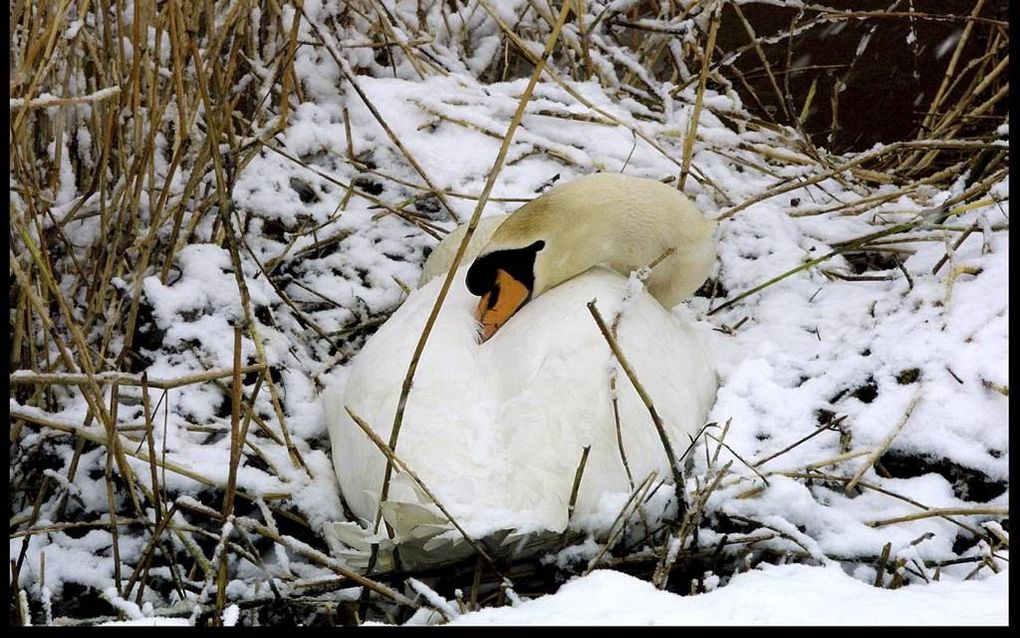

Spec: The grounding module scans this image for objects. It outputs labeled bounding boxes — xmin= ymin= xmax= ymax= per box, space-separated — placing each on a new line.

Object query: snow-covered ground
xmin=445 ymin=565 xmax=1008 ymax=625
xmin=9 ymin=0 xmax=1007 ymax=626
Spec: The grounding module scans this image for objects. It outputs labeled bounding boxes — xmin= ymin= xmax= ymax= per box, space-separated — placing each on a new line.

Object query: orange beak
xmin=474 ymin=269 xmax=531 ymax=342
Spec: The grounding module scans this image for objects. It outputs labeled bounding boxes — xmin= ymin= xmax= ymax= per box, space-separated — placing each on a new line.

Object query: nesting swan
xmin=322 ymin=173 xmax=719 ymax=567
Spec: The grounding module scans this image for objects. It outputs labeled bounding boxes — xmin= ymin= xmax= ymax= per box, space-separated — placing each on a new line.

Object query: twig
xmin=678 ymin=5 xmax=719 ymax=190
xmin=874 ymin=542 xmax=892 ymax=587
xmin=704 ymin=431 xmax=770 ymax=486
xmin=302 ymin=11 xmax=461 ymax=223
xmin=568 ymin=446 xmax=592 ymax=519
xmin=753 ymin=416 xmax=844 ymax=467
xmin=11 ymin=407 xmax=291 ymax=500
xmin=708 ymin=190 xmax=1005 ymax=316
xmin=776 ymin=471 xmax=982 ymax=536
xmin=345 ymin=406 xmax=506 ymax=580
xmin=587 ymin=300 xmax=685 ymax=506
xmin=236 ymin=516 xmax=419 ymax=609
xmin=845 ymin=387 xmax=922 ymax=492
xmin=10 ymin=86 xmax=121 ymax=110
xmin=373 ymin=0 xmax=575 ymax=536
xmin=9 ymin=364 xmax=266 ymax=389
xmin=867 ymin=507 xmax=1008 ymax=528
xmin=214 ymin=325 xmax=245 ymax=622
xmin=584 ymin=471 xmax=658 ymax=575
xmin=931 ymin=219 xmax=982 ymax=275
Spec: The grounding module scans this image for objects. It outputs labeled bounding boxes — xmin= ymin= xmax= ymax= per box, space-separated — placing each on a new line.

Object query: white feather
xmin=324 ymin=265 xmax=717 ymax=539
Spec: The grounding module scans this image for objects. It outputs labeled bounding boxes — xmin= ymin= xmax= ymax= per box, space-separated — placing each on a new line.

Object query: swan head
xmin=465 ymin=239 xmax=546 ymax=340
xmin=466 ymin=173 xmax=717 ymax=341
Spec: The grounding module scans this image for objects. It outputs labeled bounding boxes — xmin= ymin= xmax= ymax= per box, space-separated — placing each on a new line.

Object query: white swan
xmin=322 ymin=173 xmax=719 ymax=568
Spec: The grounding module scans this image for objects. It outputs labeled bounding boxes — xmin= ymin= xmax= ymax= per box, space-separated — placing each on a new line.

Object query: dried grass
xmin=9 ymin=0 xmax=1008 ymax=626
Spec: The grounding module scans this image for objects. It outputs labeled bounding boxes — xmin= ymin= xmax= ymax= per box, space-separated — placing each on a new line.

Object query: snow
xmin=221 ymin=604 xmax=240 ymax=627
xmin=447 ymin=565 xmax=1008 ymax=626
xmin=9 ymin=0 xmax=1007 ymax=627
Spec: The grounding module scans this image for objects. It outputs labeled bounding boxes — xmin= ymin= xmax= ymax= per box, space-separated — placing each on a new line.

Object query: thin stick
xmin=931 ymin=219 xmax=982 ymax=275
xmin=704 ymin=432 xmax=770 ymax=486
xmin=141 ymin=373 xmax=163 ymax=525
xmin=919 ymin=0 xmax=988 ymax=137
xmin=867 ymin=507 xmax=1008 ymax=529
xmin=874 ymin=542 xmax=892 ymax=587
xmin=584 ymin=471 xmax=658 ymax=575
xmin=715 ymin=140 xmax=997 ymax=221
xmin=373 ymin=0 xmax=575 ymax=534
xmin=753 ymin=417 xmax=843 ymax=467
xmin=10 ymin=85 xmax=121 ymax=110
xmin=678 ymin=5 xmax=719 ymax=190
xmin=11 ymin=408 xmax=291 ymax=500
xmin=12 ymin=217 xmax=144 ymax=516
xmin=9 ymin=364 xmax=266 ymax=389
xmin=845 ymin=387 xmax=922 ymax=492
xmin=568 ymin=446 xmax=592 ymax=518
xmin=214 ymin=325 xmax=244 ymax=623
xmin=653 ymin=460 xmax=733 ymax=588
xmin=344 ymin=406 xmax=506 ymax=580
xmin=803 ymin=449 xmax=870 ymax=470
xmin=709 ymin=189 xmax=1003 ymax=316
xmin=302 ymin=12 xmax=460 ymax=223
xmin=587 ymin=300 xmax=685 ymax=506
xmin=123 ymin=503 xmax=180 ymax=598
xmin=221 ymin=324 xmax=244 ymax=517
xmin=236 ymin=517 xmax=419 ymax=609
xmin=105 ymin=382 xmax=123 ymax=595
xmin=777 ymin=470 xmax=982 ymax=536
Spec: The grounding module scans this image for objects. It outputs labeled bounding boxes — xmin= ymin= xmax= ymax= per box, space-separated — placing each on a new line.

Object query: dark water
xmin=713 ymin=0 xmax=1008 ymax=153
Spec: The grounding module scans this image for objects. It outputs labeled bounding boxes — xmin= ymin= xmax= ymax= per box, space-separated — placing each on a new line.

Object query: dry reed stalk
xmin=237 ymin=516 xmax=419 ymax=609
xmin=587 ymin=300 xmax=686 ymax=507
xmin=568 ymin=445 xmax=592 ymax=518
xmin=190 ymin=33 xmax=308 ymax=476
xmin=477 ymin=0 xmax=731 ymax=202
xmin=253 ymin=141 xmax=447 ymax=240
xmin=874 ymin=541 xmax=892 ymax=587
xmin=12 ymin=219 xmax=140 ymax=510
xmin=845 ymin=387 xmax=922 ymax=493
xmin=8 ymin=0 xmax=1010 ymax=623
xmin=752 ymin=417 xmax=844 ymax=468
xmin=867 ymin=507 xmax=1008 ymax=529
xmin=10 ymin=365 xmax=267 ymax=389
xmin=653 ymin=460 xmax=734 ymax=589
xmin=302 ymin=13 xmax=460 ymax=224
xmin=802 ymin=449 xmax=871 ymax=471
xmin=10 ymin=407 xmax=291 ymax=501
xmin=917 ymin=0 xmax=988 ymax=141
xmin=373 ymin=0 xmax=575 ymax=538
xmin=709 ymin=419 xmax=732 ymax=468
xmin=776 ymin=471 xmax=982 ymax=537
xmin=345 ymin=406 xmax=506 ymax=579
xmin=726 ymin=514 xmax=819 ymax=560
xmin=584 ymin=471 xmax=660 ymax=575
xmin=704 ymin=431 xmax=770 ymax=486
xmin=678 ymin=5 xmax=720 ymax=190
xmin=122 ymin=502 xmax=181 ymax=600
xmin=9 ymin=18 xmax=307 ymax=613
xmin=708 ymin=185 xmax=1005 ymax=317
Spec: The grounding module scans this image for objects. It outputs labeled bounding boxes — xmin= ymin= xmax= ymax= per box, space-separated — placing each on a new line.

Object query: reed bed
xmin=9 ymin=0 xmax=1008 ymax=626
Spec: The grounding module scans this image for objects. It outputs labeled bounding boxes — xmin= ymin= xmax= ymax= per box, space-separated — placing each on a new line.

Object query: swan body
xmin=323 ymin=174 xmax=719 ymax=567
